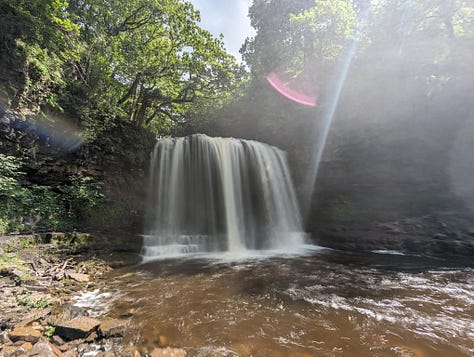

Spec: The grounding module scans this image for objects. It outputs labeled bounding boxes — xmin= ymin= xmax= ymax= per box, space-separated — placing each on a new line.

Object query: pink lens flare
xmin=266 ymin=72 xmax=318 ymax=107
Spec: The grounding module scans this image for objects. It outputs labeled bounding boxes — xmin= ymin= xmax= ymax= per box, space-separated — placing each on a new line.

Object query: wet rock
xmin=27 ymin=338 xmax=63 ymax=356
xmin=51 ymin=316 xmax=100 ymax=340
xmin=67 ymin=273 xmax=89 ymax=282
xmin=158 ymin=335 xmax=169 ymax=346
xmin=432 ymin=233 xmax=449 ymax=240
xmin=150 ymin=347 xmax=187 ymax=357
xmin=119 ymin=308 xmax=137 ymax=318
xmin=48 ymin=304 xmax=88 ymax=325
xmin=8 ymin=326 xmax=42 ymax=343
xmin=120 ymin=347 xmax=141 ymax=357
xmin=98 ymin=318 xmax=128 ymax=338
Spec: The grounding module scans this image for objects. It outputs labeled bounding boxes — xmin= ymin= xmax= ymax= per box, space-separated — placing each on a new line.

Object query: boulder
xmin=8 ymin=326 xmax=42 ymax=343
xmin=0 ymin=345 xmax=22 ymax=356
xmin=48 ymin=304 xmax=88 ymax=325
xmin=66 ymin=273 xmax=89 ymax=282
xmin=21 ymin=342 xmax=33 ymax=350
xmin=27 ymin=338 xmax=63 ymax=356
xmin=98 ymin=318 xmax=128 ymax=338
xmin=51 ymin=335 xmax=66 ymax=346
xmin=51 ymin=316 xmax=100 ymax=340
xmin=18 ymin=308 xmax=52 ymax=327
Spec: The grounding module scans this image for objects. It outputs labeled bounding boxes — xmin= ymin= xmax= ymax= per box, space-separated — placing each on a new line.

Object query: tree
xmin=64 ymin=0 xmax=242 ymax=133
xmin=0 ymin=0 xmax=243 ymax=138
xmin=0 ymin=0 xmax=80 ymax=111
xmin=242 ymin=0 xmax=356 ymax=79
xmin=370 ymin=0 xmax=474 ymax=41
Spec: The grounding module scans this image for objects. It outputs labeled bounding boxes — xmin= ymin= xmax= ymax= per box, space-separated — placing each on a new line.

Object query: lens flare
xmin=11 ymin=113 xmax=84 ymax=152
xmin=35 ymin=114 xmax=84 ymax=152
xmin=266 ymin=72 xmax=318 ymax=107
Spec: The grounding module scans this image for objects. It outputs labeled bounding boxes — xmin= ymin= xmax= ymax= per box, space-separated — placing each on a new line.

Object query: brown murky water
xmin=83 ymin=250 xmax=474 ymax=356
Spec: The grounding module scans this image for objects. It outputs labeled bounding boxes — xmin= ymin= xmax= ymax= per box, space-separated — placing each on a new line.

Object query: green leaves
xmin=64 ymin=0 xmax=241 ymax=133
xmin=242 ymin=0 xmax=357 ymax=79
xmin=0 ymin=155 xmax=105 ymax=233
xmin=1 ymin=0 xmax=243 ymax=137
xmin=289 ymin=0 xmax=356 ymax=61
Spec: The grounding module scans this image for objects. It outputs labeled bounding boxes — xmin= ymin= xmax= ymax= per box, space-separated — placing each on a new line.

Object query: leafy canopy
xmin=0 ymin=0 xmax=243 ymax=137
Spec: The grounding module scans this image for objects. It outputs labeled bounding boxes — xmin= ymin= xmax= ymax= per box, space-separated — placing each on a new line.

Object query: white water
xmin=142 ymin=134 xmax=306 ymax=260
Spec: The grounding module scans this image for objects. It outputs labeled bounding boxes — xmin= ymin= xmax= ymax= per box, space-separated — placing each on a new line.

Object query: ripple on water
xmin=74 ymin=251 xmax=474 ymax=356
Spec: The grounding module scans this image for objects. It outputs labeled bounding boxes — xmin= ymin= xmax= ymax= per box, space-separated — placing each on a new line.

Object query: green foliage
xmin=0 ymin=154 xmax=57 ymax=232
xmin=0 ymin=154 xmax=23 ymax=193
xmin=0 ymin=154 xmax=105 ymax=233
xmin=68 ymin=0 xmax=242 ymax=135
xmin=0 ymin=249 xmax=27 ymax=272
xmin=15 ymin=40 xmax=66 ymax=110
xmin=289 ymin=0 xmax=356 ymax=62
xmin=15 ymin=289 xmax=51 ymax=310
xmin=372 ymin=0 xmax=473 ymax=40
xmin=0 ymin=154 xmax=27 ymax=233
xmin=0 ymin=0 xmax=81 ymax=111
xmin=60 ymin=176 xmax=104 ymax=222
xmin=1 ymin=0 xmax=243 ymax=139
xmin=0 ymin=0 xmax=244 ymax=233
xmin=44 ymin=325 xmax=56 ymax=338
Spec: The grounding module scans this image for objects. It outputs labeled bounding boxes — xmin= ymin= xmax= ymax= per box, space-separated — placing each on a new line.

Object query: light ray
xmin=302 ymin=6 xmax=373 ymax=219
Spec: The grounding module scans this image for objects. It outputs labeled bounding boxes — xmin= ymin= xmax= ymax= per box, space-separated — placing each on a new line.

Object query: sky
xmin=188 ymin=0 xmax=255 ymax=61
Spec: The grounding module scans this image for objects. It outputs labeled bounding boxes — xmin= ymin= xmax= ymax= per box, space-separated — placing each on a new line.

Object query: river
xmin=80 ymin=248 xmax=473 ymax=356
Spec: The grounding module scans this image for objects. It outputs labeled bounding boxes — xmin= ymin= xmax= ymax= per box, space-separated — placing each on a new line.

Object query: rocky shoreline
xmin=0 ymin=233 xmax=186 ymax=357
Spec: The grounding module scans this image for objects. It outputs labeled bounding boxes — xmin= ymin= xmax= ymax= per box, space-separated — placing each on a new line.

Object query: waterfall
xmin=142 ymin=134 xmax=306 ymax=260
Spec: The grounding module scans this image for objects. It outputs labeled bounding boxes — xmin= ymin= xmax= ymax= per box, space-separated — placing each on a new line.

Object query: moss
xmin=0 ymin=251 xmax=27 ymax=272
xmin=15 ymin=288 xmax=51 ymax=310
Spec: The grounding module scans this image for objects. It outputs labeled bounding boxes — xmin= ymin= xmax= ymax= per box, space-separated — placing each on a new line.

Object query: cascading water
xmin=141 ymin=134 xmax=306 ymax=260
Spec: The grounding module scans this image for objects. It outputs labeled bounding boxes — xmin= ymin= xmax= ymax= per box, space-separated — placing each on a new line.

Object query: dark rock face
xmin=0 ymin=108 xmax=153 ymax=232
xmin=311 ymin=214 xmax=474 ymax=257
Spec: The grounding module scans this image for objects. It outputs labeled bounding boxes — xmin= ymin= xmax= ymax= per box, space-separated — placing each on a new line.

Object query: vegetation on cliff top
xmin=1 ymin=0 xmax=473 ymax=233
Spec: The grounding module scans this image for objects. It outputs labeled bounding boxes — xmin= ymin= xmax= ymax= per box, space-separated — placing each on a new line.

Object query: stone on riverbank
xmin=8 ymin=326 xmax=42 ymax=343
xmin=18 ymin=309 xmax=52 ymax=327
xmin=98 ymin=318 xmax=128 ymax=338
xmin=27 ymin=338 xmax=63 ymax=356
xmin=66 ymin=273 xmax=90 ymax=282
xmin=51 ymin=316 xmax=101 ymax=340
